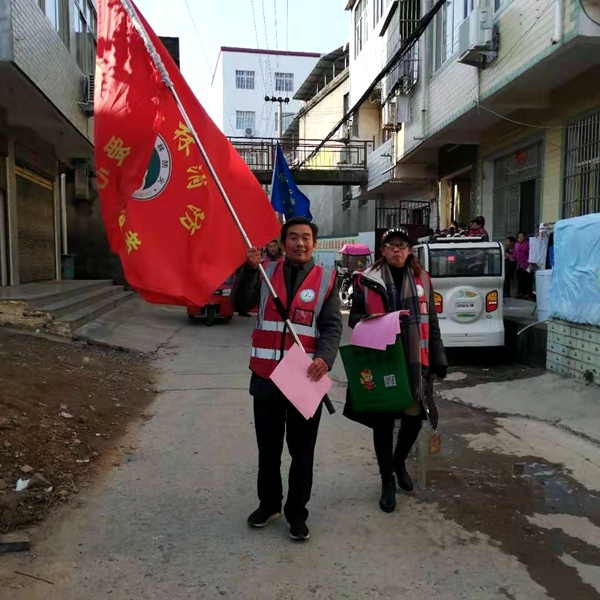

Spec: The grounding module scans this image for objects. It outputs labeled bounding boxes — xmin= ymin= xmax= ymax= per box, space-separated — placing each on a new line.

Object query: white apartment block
xmin=211 ymin=46 xmax=321 ymax=138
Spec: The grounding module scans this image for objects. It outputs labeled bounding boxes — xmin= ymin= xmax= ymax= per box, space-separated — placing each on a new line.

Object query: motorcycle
xmin=337 ymin=266 xmax=353 ymax=309
xmin=337 ymin=244 xmax=372 ymax=310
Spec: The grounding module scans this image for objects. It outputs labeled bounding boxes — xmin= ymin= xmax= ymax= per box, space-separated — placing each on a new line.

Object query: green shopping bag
xmin=340 ymin=337 xmax=412 ymax=412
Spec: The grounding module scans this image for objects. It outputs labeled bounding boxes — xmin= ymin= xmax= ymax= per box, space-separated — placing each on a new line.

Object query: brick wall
xmin=11 ymin=0 xmax=90 ymax=140
xmin=480 ymin=0 xmax=560 ymax=99
xmin=547 ymin=319 xmax=600 ymax=385
xmin=425 ymin=62 xmax=478 ymax=142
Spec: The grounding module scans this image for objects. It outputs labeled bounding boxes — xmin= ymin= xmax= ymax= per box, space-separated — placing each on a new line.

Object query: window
xmin=373 ymin=0 xmax=390 ymax=27
xmin=235 ymin=70 xmax=255 ymax=90
xmin=433 ymin=0 xmax=472 ymax=71
xmin=563 ymin=111 xmax=600 ymax=218
xmin=354 ymin=0 xmax=369 ymax=58
xmin=38 ymin=0 xmax=69 ymax=47
xmin=74 ymin=0 xmax=97 ymax=74
xmin=275 ymin=72 xmax=294 ymax=92
xmin=428 ymin=247 xmax=503 ymax=278
xmin=236 ymin=110 xmax=256 ymax=131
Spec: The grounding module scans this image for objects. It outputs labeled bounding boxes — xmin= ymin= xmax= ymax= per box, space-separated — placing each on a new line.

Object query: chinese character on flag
xmin=94 ymin=0 xmax=279 ymax=306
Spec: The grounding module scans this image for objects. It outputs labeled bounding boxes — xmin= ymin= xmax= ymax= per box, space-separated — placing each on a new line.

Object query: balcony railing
xmin=228 ymin=137 xmax=373 ymax=173
xmin=377 ymin=201 xmax=431 ymax=229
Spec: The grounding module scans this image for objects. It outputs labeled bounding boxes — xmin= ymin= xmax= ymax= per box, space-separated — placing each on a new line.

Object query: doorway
xmin=15 ymin=167 xmax=56 ymax=283
xmin=492 ymin=142 xmax=542 ymax=240
xmin=519 ymin=179 xmax=536 ymax=235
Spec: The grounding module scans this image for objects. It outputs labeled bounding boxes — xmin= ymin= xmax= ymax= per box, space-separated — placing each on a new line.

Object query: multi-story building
xmin=211 ymin=46 xmax=321 ymax=139
xmin=346 ymin=0 xmax=600 ymax=239
xmin=284 ymin=43 xmax=379 ymax=236
xmin=0 ymin=0 xmax=97 ymax=286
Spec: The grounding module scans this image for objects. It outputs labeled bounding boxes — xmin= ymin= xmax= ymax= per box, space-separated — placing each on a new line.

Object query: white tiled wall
xmin=547 ymin=319 xmax=600 ymax=386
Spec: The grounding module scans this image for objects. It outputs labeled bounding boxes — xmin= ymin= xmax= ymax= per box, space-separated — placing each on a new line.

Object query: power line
xmin=250 ymin=0 xmax=268 ymax=91
xmin=184 ymin=0 xmax=215 ymax=78
xmin=297 ymin=0 xmax=449 ymax=169
xmin=274 ymin=0 xmax=279 ymax=50
xmin=579 ymin=0 xmax=600 ymax=27
xmin=261 ymin=0 xmax=275 ymax=92
xmin=461 ymin=0 xmax=555 ymax=107
xmin=475 ymin=102 xmax=568 ymax=130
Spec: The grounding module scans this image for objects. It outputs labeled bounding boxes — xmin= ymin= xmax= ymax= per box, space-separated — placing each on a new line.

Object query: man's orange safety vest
xmin=250 ymin=261 xmax=337 ymax=378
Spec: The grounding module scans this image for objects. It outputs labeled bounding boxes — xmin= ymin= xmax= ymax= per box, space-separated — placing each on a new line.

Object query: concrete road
xmin=2 ymin=313 xmax=600 ymax=599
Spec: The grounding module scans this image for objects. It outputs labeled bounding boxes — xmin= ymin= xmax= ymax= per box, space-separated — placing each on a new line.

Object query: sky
xmin=135 ymin=0 xmax=350 ymax=119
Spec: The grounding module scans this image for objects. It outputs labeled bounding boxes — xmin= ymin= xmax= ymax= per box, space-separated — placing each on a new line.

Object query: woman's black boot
xmin=379 ymin=477 xmax=396 ymax=513
xmin=394 ymin=416 xmax=422 ymax=492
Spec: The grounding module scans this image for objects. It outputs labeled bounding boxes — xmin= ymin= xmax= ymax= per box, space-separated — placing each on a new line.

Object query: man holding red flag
xmin=94 ymin=0 xmax=279 ymax=307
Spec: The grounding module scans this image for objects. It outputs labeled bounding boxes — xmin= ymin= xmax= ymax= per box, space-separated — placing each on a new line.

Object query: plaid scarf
xmin=380 ymin=262 xmax=423 ymax=404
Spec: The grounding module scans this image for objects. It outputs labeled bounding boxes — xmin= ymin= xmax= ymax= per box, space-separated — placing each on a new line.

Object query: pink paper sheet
xmin=270 ymin=344 xmax=332 ymax=420
xmin=350 ymin=311 xmax=402 ymax=350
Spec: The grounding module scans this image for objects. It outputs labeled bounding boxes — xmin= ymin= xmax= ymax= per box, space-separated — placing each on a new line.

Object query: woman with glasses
xmin=343 ymin=228 xmax=447 ymax=513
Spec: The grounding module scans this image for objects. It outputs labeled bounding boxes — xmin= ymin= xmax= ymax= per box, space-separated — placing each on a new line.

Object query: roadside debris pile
xmin=0 ymin=329 xmax=155 ymax=535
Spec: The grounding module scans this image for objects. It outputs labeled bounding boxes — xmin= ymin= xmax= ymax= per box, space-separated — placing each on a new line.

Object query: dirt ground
xmin=0 ymin=328 xmax=156 ymax=535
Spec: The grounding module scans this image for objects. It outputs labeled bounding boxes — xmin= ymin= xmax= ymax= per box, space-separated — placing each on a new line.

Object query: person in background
xmin=233 ymin=217 xmax=343 ymax=542
xmin=468 ymin=215 xmax=489 ymax=241
xmin=264 ymin=239 xmax=283 ymax=265
xmin=504 ymin=236 xmax=517 ymax=298
xmin=515 ymin=232 xmax=533 ymax=299
xmin=344 ymin=228 xmax=447 ymax=514
xmin=448 ymin=220 xmax=460 ymax=236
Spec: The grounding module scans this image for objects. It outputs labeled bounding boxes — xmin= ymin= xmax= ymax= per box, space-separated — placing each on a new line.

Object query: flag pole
xmin=117 ymin=0 xmax=335 ymax=415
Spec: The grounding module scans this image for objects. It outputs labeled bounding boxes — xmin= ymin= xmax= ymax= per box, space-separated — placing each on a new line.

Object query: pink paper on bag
xmin=270 ymin=344 xmax=332 ymax=420
xmin=350 ymin=311 xmax=402 ymax=350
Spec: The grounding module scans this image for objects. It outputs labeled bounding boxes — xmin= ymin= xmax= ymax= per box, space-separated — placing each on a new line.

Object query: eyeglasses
xmin=385 ymin=242 xmax=409 ymax=251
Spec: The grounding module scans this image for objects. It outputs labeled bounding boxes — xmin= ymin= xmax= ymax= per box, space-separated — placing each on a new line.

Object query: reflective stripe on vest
xmin=251 ymin=348 xmax=315 ymax=361
xmin=250 ymin=262 xmax=336 ymax=378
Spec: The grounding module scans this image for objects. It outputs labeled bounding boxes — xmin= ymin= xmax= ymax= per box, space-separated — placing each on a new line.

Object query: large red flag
xmin=94 ymin=0 xmax=280 ymax=306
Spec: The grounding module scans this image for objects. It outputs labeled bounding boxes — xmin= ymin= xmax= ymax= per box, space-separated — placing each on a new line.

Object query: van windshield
xmin=428 ymin=247 xmax=503 ymax=278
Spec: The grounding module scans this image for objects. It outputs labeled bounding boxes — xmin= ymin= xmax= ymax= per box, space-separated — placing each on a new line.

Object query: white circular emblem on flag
xmin=300 ymin=289 xmax=316 ymax=303
xmin=132 ymin=135 xmax=171 ymax=201
xmin=416 ymin=284 xmax=425 ymax=298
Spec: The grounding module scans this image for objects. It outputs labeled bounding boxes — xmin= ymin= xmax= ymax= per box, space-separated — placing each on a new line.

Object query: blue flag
xmin=270 ymin=143 xmax=313 ymax=221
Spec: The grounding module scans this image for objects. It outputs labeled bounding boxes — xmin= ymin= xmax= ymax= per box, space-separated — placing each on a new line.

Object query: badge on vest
xmin=300 ymin=289 xmax=316 ymax=303
xmin=416 ymin=284 xmax=426 ymax=298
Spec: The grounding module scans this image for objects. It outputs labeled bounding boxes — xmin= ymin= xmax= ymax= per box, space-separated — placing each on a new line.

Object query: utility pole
xmin=265 ymin=95 xmax=290 ymax=140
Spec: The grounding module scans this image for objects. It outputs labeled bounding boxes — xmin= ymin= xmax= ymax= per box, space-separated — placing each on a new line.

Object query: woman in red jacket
xmin=344 ymin=228 xmax=447 ymax=513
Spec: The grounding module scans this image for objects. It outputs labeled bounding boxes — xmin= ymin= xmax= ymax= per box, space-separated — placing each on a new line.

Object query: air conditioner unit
xmin=382 ymin=100 xmax=397 ymax=129
xmin=458 ymin=7 xmax=497 ymax=67
xmin=79 ymin=74 xmax=95 ymax=116
xmin=245 ymin=127 xmax=254 ymax=138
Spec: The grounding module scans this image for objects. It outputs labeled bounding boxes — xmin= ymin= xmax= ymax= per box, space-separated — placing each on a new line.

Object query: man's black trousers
xmin=253 ymin=392 xmax=323 ymax=525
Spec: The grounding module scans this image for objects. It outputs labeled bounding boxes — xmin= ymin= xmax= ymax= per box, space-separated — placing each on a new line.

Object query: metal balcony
xmin=228 ymin=137 xmax=373 ymax=186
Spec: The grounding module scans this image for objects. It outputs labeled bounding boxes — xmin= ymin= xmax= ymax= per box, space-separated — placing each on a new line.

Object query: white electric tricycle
xmin=414 ymin=237 xmax=505 ymax=348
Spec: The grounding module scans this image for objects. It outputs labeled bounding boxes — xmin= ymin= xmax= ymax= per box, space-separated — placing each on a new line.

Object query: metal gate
xmin=16 ymin=167 xmax=56 ymax=283
xmin=563 ymin=110 xmax=600 ymax=218
xmin=492 ymin=142 xmax=542 ymax=240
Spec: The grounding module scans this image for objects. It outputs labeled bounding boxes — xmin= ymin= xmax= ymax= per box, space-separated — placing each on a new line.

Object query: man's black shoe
xmin=289 ymin=522 xmax=310 ymax=541
xmin=247 ymin=507 xmax=281 ymax=528
xmin=395 ymin=462 xmax=415 ymax=492
xmin=379 ymin=477 xmax=396 ymax=513
xmin=238 ymin=311 xmax=252 ymax=317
